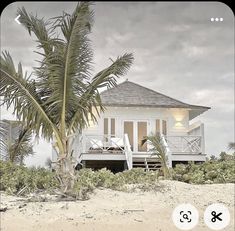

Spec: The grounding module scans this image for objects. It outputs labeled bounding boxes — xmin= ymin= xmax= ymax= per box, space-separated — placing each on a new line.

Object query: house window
xmin=124 ymin=121 xmax=133 ymax=151
xmin=138 ymin=122 xmax=147 ymax=152
xmin=104 ymin=118 xmax=116 ymax=138
xmin=162 ymin=120 xmax=167 ymax=136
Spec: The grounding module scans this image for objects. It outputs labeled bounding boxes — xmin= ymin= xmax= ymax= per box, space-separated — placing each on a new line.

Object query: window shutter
xmin=104 ymin=118 xmax=108 ymax=135
xmin=162 ymin=120 xmax=167 ymax=136
xmin=156 ymin=119 xmax=160 ymax=134
xmin=111 ymin=118 xmax=115 ymax=137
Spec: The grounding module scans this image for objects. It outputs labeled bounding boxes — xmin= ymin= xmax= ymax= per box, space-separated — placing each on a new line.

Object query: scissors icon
xmin=211 ymin=211 xmax=222 ymax=222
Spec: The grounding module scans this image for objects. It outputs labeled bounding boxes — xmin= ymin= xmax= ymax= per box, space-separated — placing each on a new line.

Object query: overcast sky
xmin=1 ymin=2 xmax=234 ymax=166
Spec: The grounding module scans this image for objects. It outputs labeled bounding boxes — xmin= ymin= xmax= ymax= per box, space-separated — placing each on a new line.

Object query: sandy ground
xmin=0 ymin=180 xmax=234 ymax=231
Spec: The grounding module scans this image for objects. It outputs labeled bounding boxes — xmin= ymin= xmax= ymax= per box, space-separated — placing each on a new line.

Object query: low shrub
xmin=72 ymin=168 xmax=160 ymax=199
xmin=171 ymin=159 xmax=235 ymax=184
xmin=1 ymin=157 xmax=234 ymax=200
xmin=0 ymin=161 xmax=59 ymax=195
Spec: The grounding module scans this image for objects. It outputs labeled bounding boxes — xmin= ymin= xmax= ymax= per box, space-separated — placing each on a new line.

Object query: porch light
xmin=175 ymin=122 xmax=183 ymax=127
xmin=174 ymin=114 xmax=184 ymax=122
xmin=172 ymin=108 xmax=186 ymax=122
xmin=172 ymin=109 xmax=186 ymax=128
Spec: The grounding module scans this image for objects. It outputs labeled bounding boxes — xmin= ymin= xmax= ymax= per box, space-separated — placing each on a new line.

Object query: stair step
xmin=132 ymin=157 xmax=162 ymax=171
xmin=147 ymin=164 xmax=162 ymax=166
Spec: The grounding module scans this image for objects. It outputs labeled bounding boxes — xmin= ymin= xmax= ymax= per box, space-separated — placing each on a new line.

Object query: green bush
xmin=0 ymin=161 xmax=59 ymax=194
xmin=72 ymin=168 xmax=159 ymax=199
xmin=171 ymin=159 xmax=235 ymax=184
xmin=1 ymin=157 xmax=234 ymax=200
xmin=0 ymin=161 xmax=160 ymax=199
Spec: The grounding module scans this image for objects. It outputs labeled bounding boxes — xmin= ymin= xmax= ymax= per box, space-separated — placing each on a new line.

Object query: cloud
xmin=182 ymin=44 xmax=206 ymax=57
xmin=166 ymin=24 xmax=191 ymax=32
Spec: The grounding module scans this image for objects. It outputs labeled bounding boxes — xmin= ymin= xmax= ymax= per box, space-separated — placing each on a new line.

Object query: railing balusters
xmin=165 ymin=135 xmax=202 ymax=154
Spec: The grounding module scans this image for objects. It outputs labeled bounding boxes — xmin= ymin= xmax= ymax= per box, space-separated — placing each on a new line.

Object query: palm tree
xmin=141 ymin=133 xmax=170 ymax=178
xmin=0 ymin=2 xmax=133 ymax=192
xmin=0 ymin=120 xmax=34 ymax=164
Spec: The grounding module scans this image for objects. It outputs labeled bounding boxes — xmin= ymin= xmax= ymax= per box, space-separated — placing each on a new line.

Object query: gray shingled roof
xmin=100 ymin=80 xmax=210 ymax=110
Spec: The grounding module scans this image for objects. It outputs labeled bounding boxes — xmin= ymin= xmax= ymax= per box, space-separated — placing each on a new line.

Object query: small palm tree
xmin=141 ymin=133 xmax=170 ymax=178
xmin=0 ymin=120 xmax=34 ymax=164
xmin=0 ymin=2 xmax=133 ymax=192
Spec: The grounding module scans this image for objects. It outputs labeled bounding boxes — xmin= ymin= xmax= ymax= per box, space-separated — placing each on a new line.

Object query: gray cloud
xmin=1 ymin=2 xmax=234 ymax=166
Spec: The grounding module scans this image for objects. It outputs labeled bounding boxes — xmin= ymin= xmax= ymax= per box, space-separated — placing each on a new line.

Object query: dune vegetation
xmin=1 ymin=152 xmax=234 ymax=200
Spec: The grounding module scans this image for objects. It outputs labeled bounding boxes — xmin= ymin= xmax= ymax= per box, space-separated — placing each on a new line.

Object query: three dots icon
xmin=211 ymin=18 xmax=223 ymax=22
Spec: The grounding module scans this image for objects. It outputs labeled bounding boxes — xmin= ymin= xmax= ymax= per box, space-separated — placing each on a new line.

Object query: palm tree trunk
xmin=56 ymin=139 xmax=75 ymax=193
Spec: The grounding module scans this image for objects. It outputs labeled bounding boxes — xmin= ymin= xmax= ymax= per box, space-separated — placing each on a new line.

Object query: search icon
xmin=183 ymin=214 xmax=189 ymax=220
xmin=172 ymin=204 xmax=199 ymax=230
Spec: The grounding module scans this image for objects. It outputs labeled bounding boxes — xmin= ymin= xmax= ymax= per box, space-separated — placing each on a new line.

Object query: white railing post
xmin=161 ymin=134 xmax=172 ymax=168
xmin=124 ymin=133 xmax=133 ymax=170
xmin=200 ymin=123 xmax=205 ymax=154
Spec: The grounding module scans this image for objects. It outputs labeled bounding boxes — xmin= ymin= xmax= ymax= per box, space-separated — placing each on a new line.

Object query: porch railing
xmin=81 ymin=134 xmax=125 ymax=153
xmin=78 ymin=134 xmax=133 ymax=170
xmin=165 ymin=135 xmax=202 ymax=154
xmin=188 ymin=121 xmax=205 ymax=154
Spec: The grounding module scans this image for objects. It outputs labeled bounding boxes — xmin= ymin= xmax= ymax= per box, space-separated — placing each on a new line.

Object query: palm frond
xmin=0 ymin=120 xmax=8 ymax=156
xmin=60 ymin=2 xmax=94 ymax=134
xmin=9 ymin=124 xmax=34 ymax=164
xmin=17 ymin=7 xmax=55 ymax=55
xmin=142 ymin=133 xmax=170 ymax=178
xmin=0 ymin=52 xmax=63 ymax=148
xmin=68 ymin=53 xmax=134 ymax=133
xmin=0 ymin=120 xmax=33 ymax=164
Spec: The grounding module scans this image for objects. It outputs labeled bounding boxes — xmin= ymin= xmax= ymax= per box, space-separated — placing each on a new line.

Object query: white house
xmin=54 ymin=80 xmax=210 ymax=172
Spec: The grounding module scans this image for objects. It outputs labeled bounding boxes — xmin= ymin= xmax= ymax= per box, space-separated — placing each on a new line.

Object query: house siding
xmin=83 ymin=107 xmax=190 ymax=137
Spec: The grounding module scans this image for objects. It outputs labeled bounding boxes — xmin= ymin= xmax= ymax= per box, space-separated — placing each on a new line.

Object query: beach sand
xmin=1 ymin=180 xmax=234 ymax=231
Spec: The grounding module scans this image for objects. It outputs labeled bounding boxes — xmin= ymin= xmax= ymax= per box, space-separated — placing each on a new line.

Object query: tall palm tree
xmin=0 ymin=2 xmax=133 ymax=191
xmin=0 ymin=120 xmax=34 ymax=164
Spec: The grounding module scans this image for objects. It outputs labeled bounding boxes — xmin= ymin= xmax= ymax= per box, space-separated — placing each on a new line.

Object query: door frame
xmin=122 ymin=119 xmax=149 ymax=153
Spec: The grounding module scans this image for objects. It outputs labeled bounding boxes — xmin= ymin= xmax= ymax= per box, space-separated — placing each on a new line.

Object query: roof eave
xmin=189 ymin=107 xmax=211 ymax=120
xmin=102 ymin=103 xmax=210 ymax=110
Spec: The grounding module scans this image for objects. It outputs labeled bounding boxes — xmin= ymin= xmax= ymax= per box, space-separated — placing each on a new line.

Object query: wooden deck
xmin=75 ymin=133 xmax=206 ymax=170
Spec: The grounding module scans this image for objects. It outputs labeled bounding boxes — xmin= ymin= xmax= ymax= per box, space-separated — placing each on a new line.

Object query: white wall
xmin=83 ymin=106 xmax=190 ymax=137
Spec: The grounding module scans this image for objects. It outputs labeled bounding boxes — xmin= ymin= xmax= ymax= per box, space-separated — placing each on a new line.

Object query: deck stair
xmin=132 ymin=157 xmax=161 ymax=171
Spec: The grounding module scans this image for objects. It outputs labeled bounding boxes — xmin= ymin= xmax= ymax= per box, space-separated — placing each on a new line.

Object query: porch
xmin=75 ymin=126 xmax=206 ymax=171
